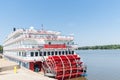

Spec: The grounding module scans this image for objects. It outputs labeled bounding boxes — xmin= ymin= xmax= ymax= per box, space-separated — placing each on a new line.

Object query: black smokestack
xmin=13 ymin=28 xmax=16 ymax=31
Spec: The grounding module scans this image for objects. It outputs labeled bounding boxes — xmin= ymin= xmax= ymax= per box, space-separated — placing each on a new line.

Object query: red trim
xmin=44 ymin=44 xmax=66 ymax=48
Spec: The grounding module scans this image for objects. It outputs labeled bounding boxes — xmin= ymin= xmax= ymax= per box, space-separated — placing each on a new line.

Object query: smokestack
xmin=13 ymin=28 xmax=16 ymax=31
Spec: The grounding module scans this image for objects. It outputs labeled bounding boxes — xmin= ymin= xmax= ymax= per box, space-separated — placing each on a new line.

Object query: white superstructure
xmin=3 ymin=27 xmax=76 ymax=69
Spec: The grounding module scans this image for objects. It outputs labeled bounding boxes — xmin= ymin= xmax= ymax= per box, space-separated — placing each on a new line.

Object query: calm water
xmin=76 ymin=50 xmax=120 ymax=80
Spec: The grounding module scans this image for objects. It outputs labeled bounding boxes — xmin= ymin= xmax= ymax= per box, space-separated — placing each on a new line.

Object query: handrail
xmin=39 ymin=50 xmax=53 ymax=74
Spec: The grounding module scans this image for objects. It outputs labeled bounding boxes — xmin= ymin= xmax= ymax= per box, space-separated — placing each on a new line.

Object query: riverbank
xmin=78 ymin=44 xmax=120 ymax=50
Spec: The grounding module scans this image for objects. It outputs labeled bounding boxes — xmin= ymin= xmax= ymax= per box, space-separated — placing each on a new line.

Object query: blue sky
xmin=0 ymin=0 xmax=120 ymax=46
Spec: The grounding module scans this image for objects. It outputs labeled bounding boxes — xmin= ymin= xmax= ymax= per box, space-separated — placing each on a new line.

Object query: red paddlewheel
xmin=43 ymin=54 xmax=84 ymax=80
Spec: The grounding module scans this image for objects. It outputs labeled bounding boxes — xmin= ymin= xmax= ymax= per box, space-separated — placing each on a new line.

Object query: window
xmin=51 ymin=51 xmax=54 ymax=55
xmin=72 ymin=42 xmax=74 ymax=45
xmin=39 ymin=51 xmax=42 ymax=56
xmin=31 ymin=52 xmax=34 ymax=57
xmin=66 ymin=51 xmax=68 ymax=55
xmin=69 ymin=51 xmax=71 ymax=54
xmin=67 ymin=42 xmax=69 ymax=45
xmin=55 ymin=51 xmax=57 ymax=55
xmin=48 ymin=52 xmax=50 ymax=55
xmin=48 ymin=42 xmax=51 ymax=45
xmin=35 ymin=52 xmax=38 ymax=56
xmin=23 ymin=52 xmax=26 ymax=57
xmin=62 ymin=51 xmax=64 ymax=55
xmin=72 ymin=51 xmax=74 ymax=54
xmin=19 ymin=52 xmax=21 ymax=56
xmin=59 ymin=51 xmax=61 ymax=55
xmin=44 ymin=51 xmax=46 ymax=56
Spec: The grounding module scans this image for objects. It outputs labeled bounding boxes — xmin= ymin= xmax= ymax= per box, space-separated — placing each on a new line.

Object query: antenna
xmin=41 ymin=24 xmax=43 ymax=30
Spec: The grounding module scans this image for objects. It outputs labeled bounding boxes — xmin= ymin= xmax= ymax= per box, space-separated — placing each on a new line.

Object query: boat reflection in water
xmin=68 ymin=77 xmax=87 ymax=80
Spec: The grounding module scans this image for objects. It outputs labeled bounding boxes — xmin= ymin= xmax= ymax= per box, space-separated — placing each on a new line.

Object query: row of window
xmin=5 ymin=55 xmax=29 ymax=68
xmin=30 ymin=51 xmax=74 ymax=57
xmin=18 ymin=52 xmax=27 ymax=57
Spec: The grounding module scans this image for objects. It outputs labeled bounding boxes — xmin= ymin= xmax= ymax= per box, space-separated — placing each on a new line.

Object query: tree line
xmin=78 ymin=44 xmax=120 ymax=50
xmin=0 ymin=45 xmax=3 ymax=53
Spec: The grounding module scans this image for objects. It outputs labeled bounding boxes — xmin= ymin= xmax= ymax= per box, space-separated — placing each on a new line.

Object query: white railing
xmin=4 ymin=35 xmax=26 ymax=46
xmin=4 ymin=33 xmax=74 ymax=47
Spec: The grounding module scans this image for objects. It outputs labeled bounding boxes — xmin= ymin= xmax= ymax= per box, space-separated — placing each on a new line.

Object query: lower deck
xmin=4 ymin=55 xmax=43 ymax=72
xmin=4 ymin=54 xmax=87 ymax=80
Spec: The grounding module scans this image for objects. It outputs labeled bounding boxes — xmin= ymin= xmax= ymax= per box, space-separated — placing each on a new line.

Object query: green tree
xmin=78 ymin=44 xmax=120 ymax=50
xmin=0 ymin=45 xmax=3 ymax=53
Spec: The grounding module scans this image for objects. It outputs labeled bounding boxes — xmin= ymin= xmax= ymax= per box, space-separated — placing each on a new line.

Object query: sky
xmin=0 ymin=0 xmax=120 ymax=46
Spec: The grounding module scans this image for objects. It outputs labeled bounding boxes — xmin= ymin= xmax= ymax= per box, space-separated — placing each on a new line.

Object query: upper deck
xmin=3 ymin=27 xmax=74 ymax=46
xmin=3 ymin=27 xmax=78 ymax=63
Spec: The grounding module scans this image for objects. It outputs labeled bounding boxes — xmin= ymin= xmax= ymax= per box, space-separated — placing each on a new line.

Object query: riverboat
xmin=3 ymin=27 xmax=86 ymax=80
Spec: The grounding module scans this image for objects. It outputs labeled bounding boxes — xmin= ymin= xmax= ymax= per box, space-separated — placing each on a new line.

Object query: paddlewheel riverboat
xmin=3 ymin=27 xmax=86 ymax=80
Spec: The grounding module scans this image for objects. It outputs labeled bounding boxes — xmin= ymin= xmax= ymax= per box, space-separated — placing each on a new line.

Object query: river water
xmin=76 ymin=50 xmax=120 ymax=80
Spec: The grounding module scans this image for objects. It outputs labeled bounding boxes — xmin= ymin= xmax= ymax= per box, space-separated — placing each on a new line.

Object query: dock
xmin=0 ymin=57 xmax=87 ymax=80
xmin=0 ymin=59 xmax=20 ymax=72
xmin=0 ymin=58 xmax=56 ymax=80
